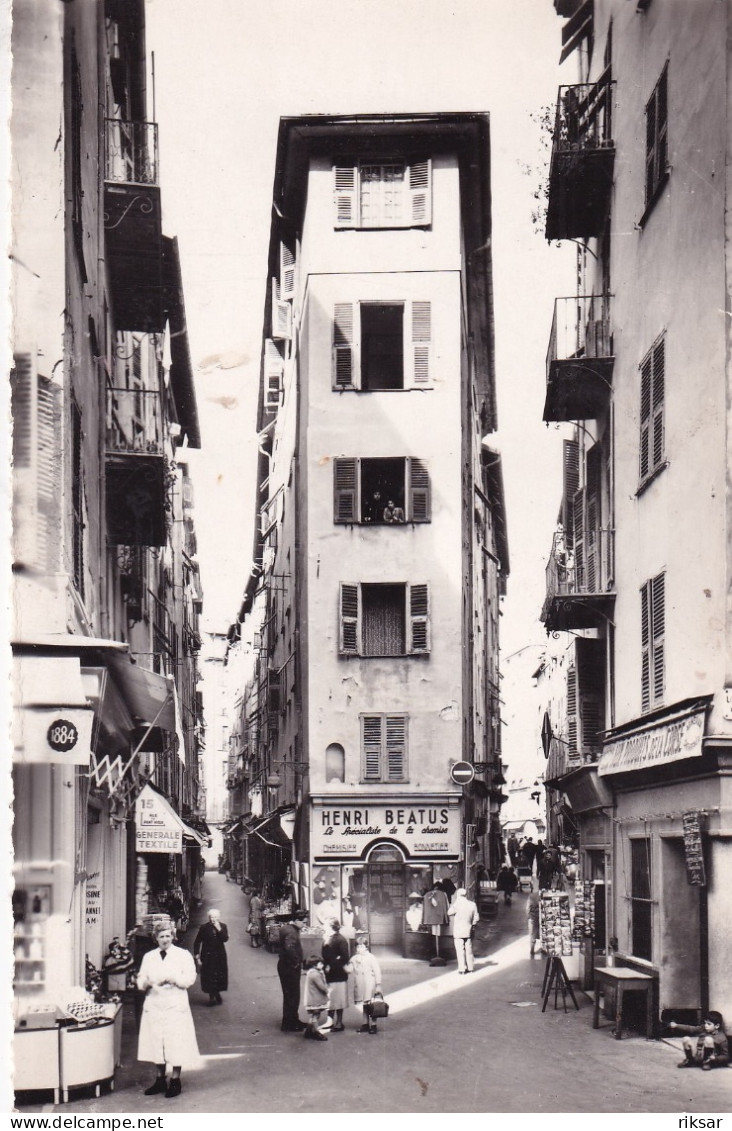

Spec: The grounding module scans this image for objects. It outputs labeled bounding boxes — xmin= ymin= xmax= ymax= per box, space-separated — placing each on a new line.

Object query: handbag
xmin=367 ymin=993 xmax=389 ymax=1019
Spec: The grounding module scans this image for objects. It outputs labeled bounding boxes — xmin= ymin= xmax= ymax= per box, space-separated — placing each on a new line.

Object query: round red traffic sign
xmin=450 ymin=760 xmax=475 ymax=785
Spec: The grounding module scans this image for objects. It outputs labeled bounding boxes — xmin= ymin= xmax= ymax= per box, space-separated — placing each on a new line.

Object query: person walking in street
xmin=248 ymin=890 xmax=263 ymax=948
xmin=278 ymin=910 xmax=307 ymax=1031
xmin=507 ymin=833 xmax=520 ymax=866
xmin=322 ymin=918 xmax=350 ymax=1032
xmin=447 ymin=887 xmax=480 ymax=974
xmin=137 ymin=923 xmax=200 ymax=1100
xmin=519 ymin=837 xmax=537 ymax=873
xmin=302 ymin=956 xmax=330 ymax=1041
xmin=351 ymin=937 xmax=383 ymax=1033
xmin=496 ymin=864 xmax=518 ymax=904
xmin=526 ymin=881 xmax=540 ymax=958
xmin=193 ymin=908 xmax=229 ymax=1005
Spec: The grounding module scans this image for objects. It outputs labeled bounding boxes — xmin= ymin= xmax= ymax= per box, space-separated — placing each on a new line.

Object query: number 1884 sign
xmin=47 ymin=719 xmax=80 ymax=752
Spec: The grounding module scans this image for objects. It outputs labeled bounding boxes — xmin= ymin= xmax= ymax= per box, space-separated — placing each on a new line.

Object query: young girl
xmin=303 ymin=956 xmax=330 ymax=1041
xmin=350 ymin=938 xmax=383 ymax=1034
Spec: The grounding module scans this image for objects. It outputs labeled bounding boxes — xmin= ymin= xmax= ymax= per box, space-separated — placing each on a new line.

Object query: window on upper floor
xmin=333 ymin=300 xmax=431 ymax=390
xmin=644 ymin=63 xmax=668 ymax=214
xmin=361 ymin=714 xmax=408 ymax=783
xmin=339 ymin=582 xmax=430 ymax=657
xmin=641 ymin=571 xmax=665 ymax=713
xmin=638 ymin=334 xmax=665 ymax=487
xmin=333 ymin=457 xmax=430 ymax=525
xmin=334 ymin=159 xmax=432 ymax=229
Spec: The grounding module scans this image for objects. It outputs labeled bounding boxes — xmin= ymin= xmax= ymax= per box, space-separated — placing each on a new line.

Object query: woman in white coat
xmin=137 ymin=924 xmax=200 ymax=1099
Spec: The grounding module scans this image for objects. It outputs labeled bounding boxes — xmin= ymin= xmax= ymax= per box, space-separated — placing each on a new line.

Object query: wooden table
xmin=593 ymin=966 xmax=655 ymax=1039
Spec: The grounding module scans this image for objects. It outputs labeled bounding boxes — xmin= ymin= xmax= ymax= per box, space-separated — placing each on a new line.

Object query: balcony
xmin=105 ymin=387 xmax=166 ymax=546
xmin=545 ymin=75 xmax=615 ymax=241
xmin=542 ymin=527 xmax=615 ymax=632
xmin=104 ymin=120 xmax=164 ymax=333
xmin=543 ymin=295 xmax=614 ymax=422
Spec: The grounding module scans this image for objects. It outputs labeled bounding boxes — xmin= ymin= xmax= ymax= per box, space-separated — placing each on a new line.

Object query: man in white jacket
xmin=448 ymin=887 xmax=480 ymax=974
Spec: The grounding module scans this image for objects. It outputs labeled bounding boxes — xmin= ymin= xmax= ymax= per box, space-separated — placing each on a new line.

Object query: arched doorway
xmin=365 ymin=842 xmax=405 ymax=947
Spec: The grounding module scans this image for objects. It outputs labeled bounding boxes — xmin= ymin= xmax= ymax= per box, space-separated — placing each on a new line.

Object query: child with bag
xmin=350 ymin=938 xmax=384 ymax=1034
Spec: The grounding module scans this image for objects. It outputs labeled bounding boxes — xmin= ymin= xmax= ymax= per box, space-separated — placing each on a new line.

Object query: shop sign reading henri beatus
xmin=312 ymin=803 xmax=461 ymax=859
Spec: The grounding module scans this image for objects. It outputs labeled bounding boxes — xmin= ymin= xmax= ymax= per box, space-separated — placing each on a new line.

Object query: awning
xmin=135 ymin=784 xmax=206 ymax=854
xmin=108 ymin=655 xmax=176 ymax=733
xmin=12 ymin=633 xmax=128 ymax=652
xmin=250 ymin=809 xmax=295 ymax=850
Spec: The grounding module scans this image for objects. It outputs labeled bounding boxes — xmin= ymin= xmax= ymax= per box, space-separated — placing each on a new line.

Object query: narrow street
xmin=18 ymin=872 xmax=731 ymax=1115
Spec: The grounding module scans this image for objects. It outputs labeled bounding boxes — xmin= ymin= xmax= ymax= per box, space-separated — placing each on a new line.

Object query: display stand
xmin=541 ymin=956 xmax=579 ymax=1013
xmin=429 ymin=927 xmax=446 ymax=967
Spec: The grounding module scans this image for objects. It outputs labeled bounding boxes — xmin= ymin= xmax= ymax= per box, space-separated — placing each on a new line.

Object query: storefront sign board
xmin=311 ymin=801 xmax=461 ymax=860
xmin=135 ymin=785 xmax=183 ymax=854
xmin=597 ymin=709 xmax=705 ymax=776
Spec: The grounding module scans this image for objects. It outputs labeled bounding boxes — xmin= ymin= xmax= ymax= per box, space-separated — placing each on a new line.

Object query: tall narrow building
xmin=228 ymin=114 xmax=508 ymax=952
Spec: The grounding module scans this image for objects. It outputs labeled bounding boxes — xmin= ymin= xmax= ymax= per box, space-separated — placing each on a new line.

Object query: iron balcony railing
xmin=547 ymin=295 xmax=612 ymax=378
xmin=105 ymin=119 xmax=159 ymax=186
xmin=545 ymin=526 xmax=615 ymax=602
xmin=106 ymin=387 xmax=163 ymax=455
xmin=552 ymin=75 xmax=614 ymax=156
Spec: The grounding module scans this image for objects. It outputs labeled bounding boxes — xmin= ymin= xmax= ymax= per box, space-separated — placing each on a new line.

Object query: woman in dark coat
xmin=193 ymin=908 xmax=229 ymax=1005
xmin=321 ymin=918 xmax=350 ymax=1032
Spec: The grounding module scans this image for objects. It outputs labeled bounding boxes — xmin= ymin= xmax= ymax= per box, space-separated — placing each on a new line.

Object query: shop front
xmin=310 ymin=796 xmax=462 ymax=957
xmin=134 ymin=784 xmax=207 ymax=930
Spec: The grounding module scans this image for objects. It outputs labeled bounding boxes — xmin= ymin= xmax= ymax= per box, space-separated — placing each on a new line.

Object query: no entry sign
xmin=450 ymin=760 xmax=475 ymax=785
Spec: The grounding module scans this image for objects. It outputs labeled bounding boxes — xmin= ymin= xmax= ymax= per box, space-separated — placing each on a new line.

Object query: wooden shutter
xmin=651 ymin=338 xmax=665 ymax=470
xmin=362 ymin=715 xmax=383 ymax=781
xmin=339 ymin=583 xmax=360 ymax=655
xmin=566 ymin=664 xmax=578 ymax=755
xmin=385 ymin=715 xmax=407 ymax=781
xmin=586 ymin=444 xmax=602 ymax=592
xmin=408 ymin=160 xmax=432 ymax=225
xmin=264 ymin=340 xmax=284 ymax=413
xmin=408 ymin=584 xmax=430 ymax=654
xmin=333 ymin=303 xmax=356 ymax=389
xmin=646 ymin=65 xmax=668 ymax=203
xmin=11 ymin=356 xmax=61 ymax=572
xmin=279 ymin=241 xmax=297 ymax=300
xmin=411 ymin=301 xmax=431 ymax=386
xmin=334 ymin=164 xmax=358 ymax=228
xmin=562 ymin=439 xmax=580 ymax=540
xmin=408 ymin=459 xmax=431 ymax=522
xmin=641 ymin=580 xmax=651 ymax=713
xmin=573 ymin=487 xmax=585 ymax=590
xmin=333 ymin=458 xmax=358 ymax=523
xmin=639 ymin=348 xmax=652 ymax=479
xmin=651 ymin=572 xmax=665 ymax=705
xmin=271 ymin=278 xmax=292 ymax=341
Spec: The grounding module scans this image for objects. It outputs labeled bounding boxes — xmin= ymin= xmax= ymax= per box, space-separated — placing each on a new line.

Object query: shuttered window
xmin=361 ymin=714 xmax=408 ymax=782
xmin=641 ymin=572 xmax=665 ymax=713
xmin=333 ymin=457 xmax=431 ymax=524
xmin=639 ymin=335 xmax=665 ymax=483
xmin=645 ymin=64 xmax=668 ymax=207
xmin=271 ymin=278 xmax=292 ymax=341
xmin=562 ymin=439 xmax=580 ymax=542
xmin=331 ymin=301 xmax=432 ymax=390
xmin=264 ymin=339 xmax=284 ymax=414
xmin=339 ymin=582 xmax=431 ymax=657
xmin=333 ymin=159 xmax=432 ymax=229
xmin=279 ymin=241 xmax=297 ymax=301
xmin=11 ymin=356 xmax=62 ymax=575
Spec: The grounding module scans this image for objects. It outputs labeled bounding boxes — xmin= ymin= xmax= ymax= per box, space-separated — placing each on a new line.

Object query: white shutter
xmin=271 ymin=278 xmax=292 ymax=341
xmin=408 ymin=459 xmax=431 ymax=522
xmin=408 ymin=584 xmax=430 ymax=654
xmin=279 ymin=241 xmax=297 ymax=300
xmin=334 ymin=164 xmax=358 ymax=228
xmin=411 ymin=301 xmax=432 ymax=387
xmin=408 ymin=159 xmax=432 ymax=225
xmin=333 ymin=303 xmax=357 ymax=389
xmin=339 ymin=583 xmax=360 ymax=655
xmin=264 ymin=339 xmax=284 ymax=414
xmin=11 ymin=356 xmax=62 ymax=572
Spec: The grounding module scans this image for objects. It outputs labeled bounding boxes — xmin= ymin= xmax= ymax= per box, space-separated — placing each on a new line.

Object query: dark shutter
xmin=385 ymin=715 xmax=407 ymax=781
xmin=639 ymin=350 xmax=652 ymax=480
xmin=641 ymin=580 xmax=651 ymax=713
xmin=333 ymin=458 xmax=358 ymax=523
xmin=562 ymin=439 xmax=580 ymax=540
xmin=362 ymin=715 xmax=383 ymax=781
xmin=651 ymin=338 xmax=665 ymax=469
xmin=651 ymin=571 xmax=665 ymax=704
xmin=567 ymin=664 xmax=578 ymax=755
xmin=408 ymin=459 xmax=431 ymax=522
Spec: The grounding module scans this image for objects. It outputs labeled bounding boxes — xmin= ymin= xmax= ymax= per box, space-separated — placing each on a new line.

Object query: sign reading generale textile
xmin=598 ymin=709 xmax=706 ymax=776
xmin=311 ymin=801 xmax=461 ymax=859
